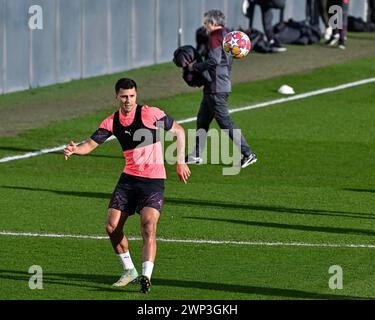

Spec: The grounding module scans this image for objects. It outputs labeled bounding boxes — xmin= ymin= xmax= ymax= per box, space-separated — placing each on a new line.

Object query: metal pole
xmin=177 ymin=0 xmax=182 ymax=47
xmin=107 ymin=0 xmax=112 ymax=74
xmin=1 ymin=0 xmax=6 ymax=93
xmin=154 ymin=0 xmax=159 ymax=63
xmin=55 ymin=0 xmax=60 ymax=83
xmin=80 ymin=0 xmax=84 ymax=79
xmin=364 ymin=0 xmax=369 ymax=22
xmin=28 ymin=0 xmax=33 ymax=88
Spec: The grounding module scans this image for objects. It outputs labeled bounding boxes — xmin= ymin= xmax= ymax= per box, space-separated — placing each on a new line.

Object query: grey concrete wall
xmin=0 ymin=0 xmax=369 ymax=94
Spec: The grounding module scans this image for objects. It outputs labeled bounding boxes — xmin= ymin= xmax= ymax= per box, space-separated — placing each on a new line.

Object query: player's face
xmin=117 ymin=87 xmax=137 ymax=114
xmin=203 ymin=19 xmax=214 ymax=34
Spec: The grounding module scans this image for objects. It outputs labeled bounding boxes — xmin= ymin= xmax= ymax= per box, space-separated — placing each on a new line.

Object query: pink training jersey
xmin=97 ymin=105 xmax=171 ymax=179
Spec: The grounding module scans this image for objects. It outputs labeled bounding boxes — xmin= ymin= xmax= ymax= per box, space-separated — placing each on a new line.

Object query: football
xmin=223 ymin=31 xmax=251 ymax=59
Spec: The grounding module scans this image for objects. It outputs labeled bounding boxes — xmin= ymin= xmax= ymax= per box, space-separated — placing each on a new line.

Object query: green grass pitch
xmin=0 ymin=56 xmax=375 ymax=300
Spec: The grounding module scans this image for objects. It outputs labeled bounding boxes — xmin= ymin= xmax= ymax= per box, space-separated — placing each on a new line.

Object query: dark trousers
xmin=369 ymin=0 xmax=375 ymax=23
xmin=253 ymin=0 xmax=275 ymax=41
xmin=328 ymin=0 xmax=348 ymax=42
xmin=247 ymin=0 xmax=285 ymax=42
xmin=319 ymin=0 xmax=330 ymax=27
xmin=306 ymin=0 xmax=321 ymax=26
xmin=194 ymin=93 xmax=252 ymax=158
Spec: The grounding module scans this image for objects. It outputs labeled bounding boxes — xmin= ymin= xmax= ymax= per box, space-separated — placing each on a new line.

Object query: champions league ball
xmin=223 ymin=31 xmax=251 ymax=59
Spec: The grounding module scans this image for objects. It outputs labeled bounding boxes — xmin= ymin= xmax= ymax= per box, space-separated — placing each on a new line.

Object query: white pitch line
xmin=1 ymin=231 xmax=375 ymax=249
xmin=0 ymin=145 xmax=67 ymax=163
xmin=178 ymin=77 xmax=375 ymax=122
xmin=1 ymin=77 xmax=375 ymax=164
xmin=227 ymin=77 xmax=375 ymax=114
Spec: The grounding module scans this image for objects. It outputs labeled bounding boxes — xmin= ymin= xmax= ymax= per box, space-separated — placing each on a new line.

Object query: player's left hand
xmin=188 ymin=61 xmax=195 ymax=72
xmin=64 ymin=141 xmax=77 ymax=160
xmin=177 ymin=163 xmax=191 ymax=184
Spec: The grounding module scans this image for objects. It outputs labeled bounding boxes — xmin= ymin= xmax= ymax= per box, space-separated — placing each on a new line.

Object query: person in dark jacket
xmin=186 ymin=9 xmax=257 ymax=169
xmin=243 ymin=0 xmax=287 ymax=52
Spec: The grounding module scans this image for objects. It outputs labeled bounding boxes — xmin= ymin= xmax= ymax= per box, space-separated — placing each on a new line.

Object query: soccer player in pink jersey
xmin=64 ymin=78 xmax=190 ymax=293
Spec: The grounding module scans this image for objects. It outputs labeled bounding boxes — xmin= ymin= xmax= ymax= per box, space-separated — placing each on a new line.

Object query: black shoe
xmin=240 ymin=153 xmax=257 ymax=168
xmin=338 ymin=40 xmax=346 ymax=50
xmin=137 ymin=275 xmax=151 ymax=294
xmin=269 ymin=39 xmax=287 ymax=53
xmin=325 ymin=34 xmax=339 ymax=46
xmin=185 ymin=154 xmax=203 ymax=165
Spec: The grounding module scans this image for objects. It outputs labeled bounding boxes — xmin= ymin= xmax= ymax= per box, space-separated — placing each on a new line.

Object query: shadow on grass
xmin=152 ymin=278 xmax=371 ymax=300
xmin=1 ymin=185 xmax=111 ymax=200
xmin=2 ymin=186 xmax=374 ymax=222
xmin=0 ymin=270 xmax=128 ymax=294
xmin=343 ymin=188 xmax=375 ymax=194
xmin=166 ymin=197 xmax=375 ymax=221
xmin=0 ymin=269 xmax=369 ymax=299
xmin=183 ymin=216 xmax=375 ymax=237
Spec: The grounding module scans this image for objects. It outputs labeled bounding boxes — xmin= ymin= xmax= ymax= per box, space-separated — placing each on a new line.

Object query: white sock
xmin=118 ymin=251 xmax=135 ymax=270
xmin=142 ymin=261 xmax=154 ymax=279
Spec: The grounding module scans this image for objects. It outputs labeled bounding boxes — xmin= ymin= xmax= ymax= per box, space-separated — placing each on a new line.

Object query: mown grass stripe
xmin=1 ymin=77 xmax=374 ymax=164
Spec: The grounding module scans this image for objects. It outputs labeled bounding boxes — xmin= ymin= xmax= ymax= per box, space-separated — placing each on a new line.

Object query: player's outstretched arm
xmin=64 ymin=139 xmax=99 ymax=160
xmin=169 ymin=122 xmax=191 ymax=183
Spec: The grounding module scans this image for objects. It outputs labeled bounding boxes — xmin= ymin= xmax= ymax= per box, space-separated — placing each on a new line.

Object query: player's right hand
xmin=64 ymin=141 xmax=77 ymax=160
xmin=177 ymin=163 xmax=191 ymax=184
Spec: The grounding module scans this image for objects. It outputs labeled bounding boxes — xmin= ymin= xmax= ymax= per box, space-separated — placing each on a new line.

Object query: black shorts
xmin=108 ymin=173 xmax=164 ymax=215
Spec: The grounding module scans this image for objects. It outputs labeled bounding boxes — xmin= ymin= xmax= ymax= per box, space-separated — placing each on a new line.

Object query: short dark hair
xmin=115 ymin=78 xmax=137 ymax=94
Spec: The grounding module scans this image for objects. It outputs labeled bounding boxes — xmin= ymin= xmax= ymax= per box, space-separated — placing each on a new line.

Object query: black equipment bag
xmin=273 ymin=19 xmax=321 ymax=45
